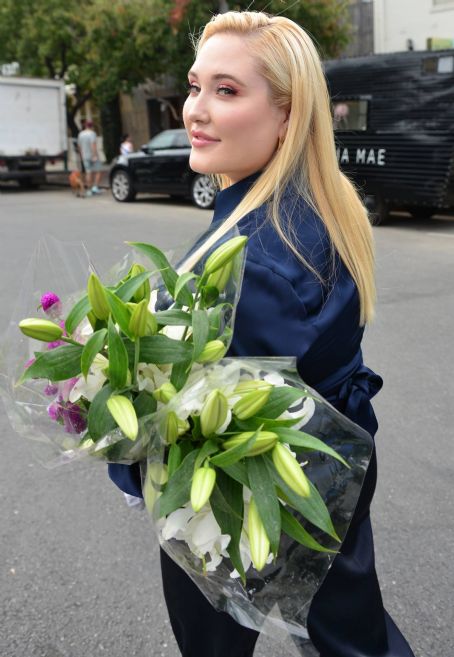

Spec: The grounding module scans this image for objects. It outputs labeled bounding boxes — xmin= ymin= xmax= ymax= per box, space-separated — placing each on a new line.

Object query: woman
xmin=109 ymin=11 xmax=415 ymax=657
xmin=120 ymin=134 xmax=133 ymax=156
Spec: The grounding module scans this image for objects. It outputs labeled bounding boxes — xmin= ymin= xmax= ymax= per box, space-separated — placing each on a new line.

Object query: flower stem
xmin=133 ymin=337 xmax=140 ymax=385
xmin=61 ymin=336 xmax=83 ymax=347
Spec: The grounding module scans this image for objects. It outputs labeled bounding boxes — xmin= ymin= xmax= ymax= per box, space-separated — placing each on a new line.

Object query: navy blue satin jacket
xmin=108 ymin=171 xmax=382 ymax=502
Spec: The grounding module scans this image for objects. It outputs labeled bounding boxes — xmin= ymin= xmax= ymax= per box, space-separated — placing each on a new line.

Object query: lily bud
xmin=162 ymin=410 xmax=179 ymax=444
xmin=87 ymin=310 xmax=98 ymax=329
xmin=233 ymin=387 xmax=271 ymax=420
xmin=234 ymin=380 xmax=272 ymax=395
xmin=195 ymin=339 xmax=226 ymax=363
xmin=206 ymin=259 xmax=233 ymax=292
xmin=190 ymin=464 xmax=216 ymax=512
xmin=153 ymin=382 xmax=177 ymax=404
xmin=130 ymin=263 xmax=151 ymax=302
xmin=248 ymin=497 xmax=270 ymax=571
xmin=148 ymin=462 xmax=168 ymax=487
xmin=200 ymin=389 xmax=229 ymax=437
xmin=146 ymin=311 xmax=158 ymax=335
xmin=203 ymin=236 xmax=247 ymax=276
xmin=87 ymin=273 xmax=110 ymax=320
xmin=128 ymin=299 xmax=149 ymax=338
xmin=106 ymin=395 xmax=138 ymax=441
xmin=222 ymin=430 xmax=277 ymax=456
xmin=272 ymin=442 xmax=310 ymax=498
xmin=19 ymin=318 xmax=63 ymax=342
xmin=177 ymin=417 xmax=190 ymax=435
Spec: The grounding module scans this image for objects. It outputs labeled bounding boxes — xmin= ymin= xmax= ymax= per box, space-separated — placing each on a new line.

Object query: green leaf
xmin=81 ymin=329 xmax=107 ymax=379
xmin=65 ymin=294 xmax=91 ymax=336
xmin=133 ymin=390 xmax=157 ymax=418
xmin=170 ymin=359 xmax=192 ymax=391
xmin=87 ymin=384 xmax=117 ymax=441
xmin=201 ymin=285 xmax=219 ymax=308
xmin=210 ymin=470 xmax=245 ymax=582
xmin=207 ymin=303 xmax=231 ymax=340
xmin=157 ymin=449 xmax=199 ymax=518
xmin=219 ymin=462 xmax=249 ymax=488
xmin=174 ymin=272 xmax=197 ymax=305
xmin=274 ymin=428 xmax=350 ymax=469
xmin=108 ymin=316 xmax=129 ymax=389
xmin=258 ymin=386 xmax=308 ymax=419
xmin=280 ymin=505 xmax=337 ymax=554
xmin=246 ymin=455 xmax=281 ymax=555
xmin=128 ymin=242 xmax=194 ymax=306
xmin=115 ymin=271 xmax=154 ymax=302
xmin=124 ymin=335 xmax=193 ymax=365
xmin=194 ymin=439 xmax=219 ymax=471
xmin=106 ymin=289 xmax=132 ymax=338
xmin=266 ymin=455 xmax=340 ymax=542
xmin=210 ymin=426 xmax=261 ymax=467
xmin=18 ymin=344 xmax=83 ymax=384
xmin=191 ymin=309 xmax=210 ymax=361
xmin=155 ymin=309 xmax=192 ymax=327
xmin=168 ymin=443 xmax=183 ymax=478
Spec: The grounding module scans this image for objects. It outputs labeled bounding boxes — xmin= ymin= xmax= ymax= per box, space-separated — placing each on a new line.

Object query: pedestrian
xmin=120 ymin=133 xmax=134 ymax=156
xmin=108 ymin=10 xmax=415 ymax=657
xmin=77 ymin=120 xmax=102 ymax=196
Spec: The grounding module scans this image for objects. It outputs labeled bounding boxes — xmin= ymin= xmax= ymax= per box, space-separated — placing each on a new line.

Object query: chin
xmin=189 ymin=155 xmax=219 ymax=176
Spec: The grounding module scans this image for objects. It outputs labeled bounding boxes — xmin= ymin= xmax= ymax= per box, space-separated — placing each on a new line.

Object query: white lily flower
xmin=137 ymin=362 xmax=171 ymax=393
xmin=159 ymin=502 xmax=231 ymax=573
xmin=69 ymin=354 xmax=108 ymax=402
xmin=281 ymin=396 xmax=316 ymax=429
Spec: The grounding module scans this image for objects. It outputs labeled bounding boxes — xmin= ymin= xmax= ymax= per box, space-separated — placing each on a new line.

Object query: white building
xmin=374 ymin=0 xmax=454 ymax=53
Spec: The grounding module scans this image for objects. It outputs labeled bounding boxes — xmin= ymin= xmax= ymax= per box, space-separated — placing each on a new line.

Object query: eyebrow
xmin=188 ymin=70 xmax=246 ymax=86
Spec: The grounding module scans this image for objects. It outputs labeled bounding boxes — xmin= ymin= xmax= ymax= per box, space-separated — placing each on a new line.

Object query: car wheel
xmin=111 ymin=169 xmax=136 ymax=202
xmin=190 ymin=174 xmax=216 ymax=209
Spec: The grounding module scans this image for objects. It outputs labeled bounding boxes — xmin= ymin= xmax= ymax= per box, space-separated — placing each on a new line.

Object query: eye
xmin=186 ymin=83 xmax=200 ymax=94
xmin=217 ymin=86 xmax=236 ymax=96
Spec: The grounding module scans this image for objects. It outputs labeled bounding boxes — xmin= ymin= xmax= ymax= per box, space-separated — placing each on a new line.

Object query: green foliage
xmin=0 ymin=0 xmax=350 ymax=127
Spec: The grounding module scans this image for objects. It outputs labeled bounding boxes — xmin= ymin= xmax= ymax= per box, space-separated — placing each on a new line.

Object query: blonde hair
xmin=184 ymin=10 xmax=375 ymax=325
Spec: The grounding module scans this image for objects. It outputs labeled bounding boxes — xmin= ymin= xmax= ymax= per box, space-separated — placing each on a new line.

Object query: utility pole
xmin=218 ymin=0 xmax=229 ymax=12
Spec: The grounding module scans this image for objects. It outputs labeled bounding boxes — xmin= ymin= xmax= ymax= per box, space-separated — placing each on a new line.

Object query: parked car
xmin=110 ymin=128 xmax=217 ymax=209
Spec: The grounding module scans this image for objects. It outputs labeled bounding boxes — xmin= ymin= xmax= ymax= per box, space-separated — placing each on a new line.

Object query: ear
xmin=279 ymin=106 xmax=291 ymax=138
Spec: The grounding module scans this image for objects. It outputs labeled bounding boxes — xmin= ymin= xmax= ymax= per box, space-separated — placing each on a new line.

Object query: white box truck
xmin=0 ymin=76 xmax=67 ymax=187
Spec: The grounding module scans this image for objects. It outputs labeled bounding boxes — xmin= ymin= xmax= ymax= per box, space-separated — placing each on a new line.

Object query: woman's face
xmin=183 ymin=33 xmax=288 ymax=183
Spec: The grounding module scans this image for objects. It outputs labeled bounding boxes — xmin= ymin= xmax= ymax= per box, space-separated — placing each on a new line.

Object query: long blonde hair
xmin=184 ymin=10 xmax=375 ymax=325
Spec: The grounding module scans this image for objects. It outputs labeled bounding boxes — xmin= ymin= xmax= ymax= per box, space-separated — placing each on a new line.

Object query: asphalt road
xmin=1 ymin=186 xmax=453 ymax=657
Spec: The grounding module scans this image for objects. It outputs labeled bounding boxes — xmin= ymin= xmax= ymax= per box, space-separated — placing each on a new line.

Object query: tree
xmin=0 ymin=0 xmax=350 ymax=143
xmin=160 ymin=0 xmax=351 ymax=95
xmin=0 ymin=0 xmax=172 ymax=137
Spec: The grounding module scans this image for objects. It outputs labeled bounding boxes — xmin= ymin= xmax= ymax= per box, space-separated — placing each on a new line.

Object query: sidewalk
xmin=45 ymin=164 xmax=110 ymax=190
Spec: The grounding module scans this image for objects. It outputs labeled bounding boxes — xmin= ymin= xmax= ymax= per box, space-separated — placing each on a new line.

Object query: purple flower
xmin=47 ymin=339 xmax=65 ymax=350
xmin=62 ymin=402 xmax=87 ymax=434
xmin=40 ymin=292 xmax=62 ymax=317
xmin=47 ymin=400 xmax=62 ymax=422
xmin=44 ymin=383 xmax=59 ymax=396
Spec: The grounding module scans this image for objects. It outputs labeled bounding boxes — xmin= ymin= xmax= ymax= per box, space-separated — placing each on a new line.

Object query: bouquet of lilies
xmin=1 ymin=233 xmax=373 ymax=638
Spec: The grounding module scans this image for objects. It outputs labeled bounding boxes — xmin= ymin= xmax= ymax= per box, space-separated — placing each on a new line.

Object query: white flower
xmin=160 ymin=502 xmax=231 ymax=572
xmin=69 ymin=354 xmax=108 ymax=403
xmin=136 ymin=362 xmax=171 ymax=393
xmin=281 ymin=396 xmax=316 ymax=429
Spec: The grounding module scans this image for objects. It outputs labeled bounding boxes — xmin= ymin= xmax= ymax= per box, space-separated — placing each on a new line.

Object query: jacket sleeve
xmin=108 ymin=462 xmax=143 ymax=498
xmin=227 ymin=256 xmax=320 ymax=367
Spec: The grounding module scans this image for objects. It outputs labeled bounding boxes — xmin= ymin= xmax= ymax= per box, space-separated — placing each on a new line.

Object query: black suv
xmin=110 ymin=129 xmax=217 ymax=209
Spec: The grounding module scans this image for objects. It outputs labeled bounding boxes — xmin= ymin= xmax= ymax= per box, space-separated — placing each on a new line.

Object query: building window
xmin=332 ymin=99 xmax=368 ymax=131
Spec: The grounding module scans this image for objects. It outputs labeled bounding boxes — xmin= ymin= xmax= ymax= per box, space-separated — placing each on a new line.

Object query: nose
xmin=184 ymin=90 xmax=210 ymax=125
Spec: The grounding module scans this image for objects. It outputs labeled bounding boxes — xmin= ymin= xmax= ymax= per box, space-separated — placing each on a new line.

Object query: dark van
xmin=324 ymin=50 xmax=454 ymax=223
